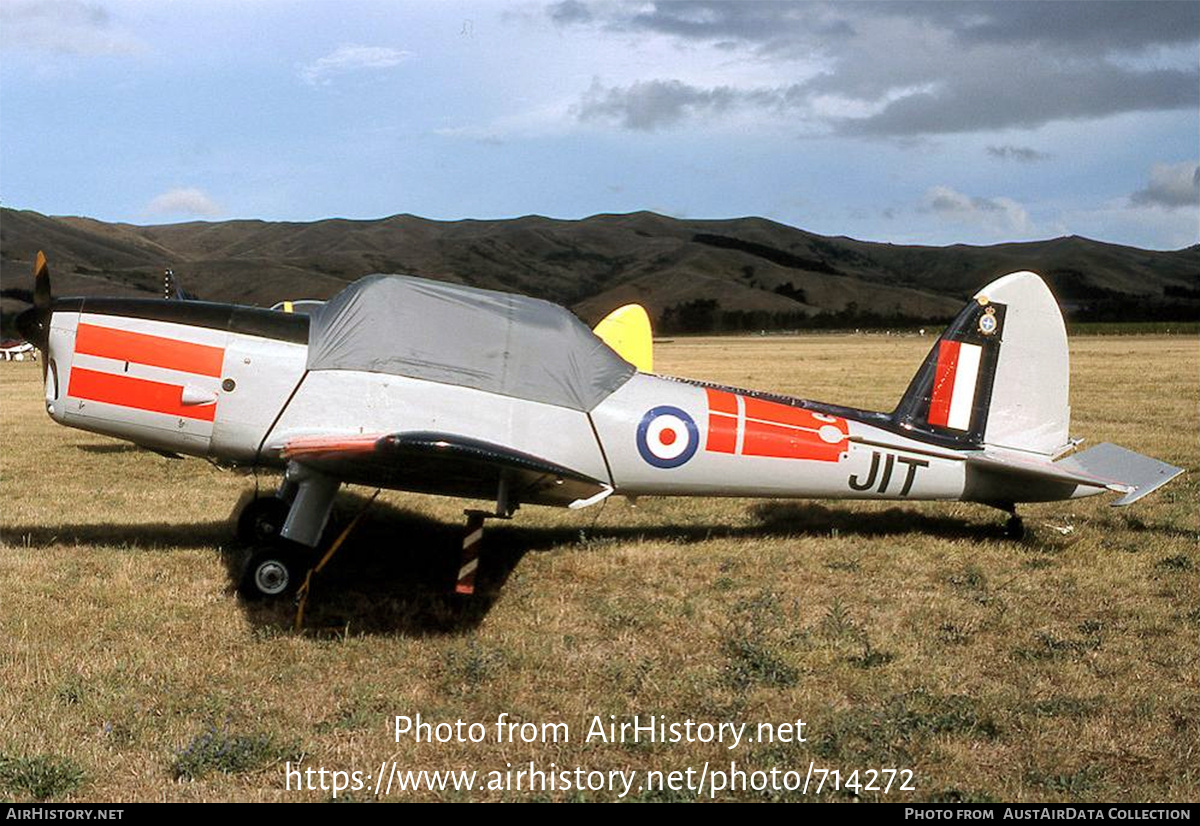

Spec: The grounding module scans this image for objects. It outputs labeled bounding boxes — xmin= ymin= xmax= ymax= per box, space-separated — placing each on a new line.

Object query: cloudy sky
xmin=1 ymin=0 xmax=1197 ymax=249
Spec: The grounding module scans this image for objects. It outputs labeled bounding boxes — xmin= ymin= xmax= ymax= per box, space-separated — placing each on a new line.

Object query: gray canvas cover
xmin=307 ymin=274 xmax=635 ymax=411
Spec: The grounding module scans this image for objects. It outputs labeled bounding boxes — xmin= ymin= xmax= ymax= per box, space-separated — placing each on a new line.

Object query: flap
xmin=280 ymin=431 xmax=611 ymax=509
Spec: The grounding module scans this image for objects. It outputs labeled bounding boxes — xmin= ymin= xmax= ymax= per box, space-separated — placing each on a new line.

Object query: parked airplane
xmin=1 ymin=339 xmax=36 ymax=361
xmin=16 ymin=252 xmax=1181 ymax=599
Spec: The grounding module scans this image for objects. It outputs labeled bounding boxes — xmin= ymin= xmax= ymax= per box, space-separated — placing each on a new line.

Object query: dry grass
xmin=0 ymin=333 xmax=1195 ymax=803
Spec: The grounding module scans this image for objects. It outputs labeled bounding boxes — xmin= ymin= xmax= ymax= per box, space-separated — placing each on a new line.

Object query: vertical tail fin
xmin=893 ymin=271 xmax=1070 ymax=456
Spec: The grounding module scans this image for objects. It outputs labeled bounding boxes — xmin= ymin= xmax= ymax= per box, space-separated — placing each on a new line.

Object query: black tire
xmin=236 ymin=496 xmax=291 ymax=545
xmin=238 ymin=546 xmax=309 ymax=601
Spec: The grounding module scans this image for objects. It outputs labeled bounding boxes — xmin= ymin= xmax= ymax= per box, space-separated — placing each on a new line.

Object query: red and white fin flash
xmin=928 ymin=340 xmax=982 ymax=431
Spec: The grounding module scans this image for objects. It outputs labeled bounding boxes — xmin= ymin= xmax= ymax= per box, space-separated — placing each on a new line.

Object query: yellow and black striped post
xmin=456 ymin=511 xmax=486 ymax=595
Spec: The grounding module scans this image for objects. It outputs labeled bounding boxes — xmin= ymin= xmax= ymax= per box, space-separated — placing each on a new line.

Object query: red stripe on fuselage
xmin=707 ymin=414 xmax=738 ymax=453
xmin=705 ymin=389 xmax=739 ymax=453
xmin=740 ymin=420 xmax=845 ymax=461
xmin=705 ymin=388 xmax=847 ymax=461
xmin=928 ymin=339 xmax=960 ymax=428
xmin=67 ymin=368 xmax=217 ymax=421
xmin=706 ymin=387 xmax=738 ymax=416
xmin=743 ymin=396 xmax=833 ymax=431
xmin=76 ymin=323 xmax=225 ymax=377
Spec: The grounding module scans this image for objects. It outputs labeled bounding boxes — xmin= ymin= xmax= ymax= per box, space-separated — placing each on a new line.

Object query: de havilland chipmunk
xmin=16 ymin=251 xmax=1182 ymax=600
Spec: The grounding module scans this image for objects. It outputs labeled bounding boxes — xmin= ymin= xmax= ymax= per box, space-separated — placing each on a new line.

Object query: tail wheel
xmin=1004 ymin=514 xmax=1026 ymax=541
xmin=238 ymin=546 xmax=309 ymax=601
xmin=236 ymin=496 xmax=291 ymax=545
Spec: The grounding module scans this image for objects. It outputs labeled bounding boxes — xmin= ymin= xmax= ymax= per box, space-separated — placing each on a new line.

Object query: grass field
xmin=0 ymin=334 xmax=1195 ymax=803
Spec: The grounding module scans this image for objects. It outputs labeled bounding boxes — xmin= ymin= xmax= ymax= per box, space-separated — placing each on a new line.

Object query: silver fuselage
xmin=37 ymin=299 xmax=1100 ymax=508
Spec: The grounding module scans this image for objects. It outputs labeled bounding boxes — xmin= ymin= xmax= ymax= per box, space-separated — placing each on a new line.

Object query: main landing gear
xmin=236 ymin=494 xmax=312 ymax=599
xmin=232 ymin=466 xmax=520 ymax=603
xmin=235 ymin=465 xmax=339 ymax=601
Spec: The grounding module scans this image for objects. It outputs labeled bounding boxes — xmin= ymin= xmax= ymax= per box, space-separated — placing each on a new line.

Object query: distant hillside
xmin=2 ymin=207 xmax=1196 ymax=335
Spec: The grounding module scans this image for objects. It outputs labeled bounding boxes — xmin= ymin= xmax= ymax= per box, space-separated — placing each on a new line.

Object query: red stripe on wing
xmin=282 ymin=434 xmax=383 ymax=459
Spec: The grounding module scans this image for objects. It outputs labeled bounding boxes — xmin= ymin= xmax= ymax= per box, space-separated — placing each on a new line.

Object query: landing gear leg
xmin=234 ymin=474 xmax=299 ymax=545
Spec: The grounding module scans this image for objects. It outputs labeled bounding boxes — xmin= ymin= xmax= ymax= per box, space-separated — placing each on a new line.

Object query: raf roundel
xmin=637 ymin=406 xmax=699 ymax=469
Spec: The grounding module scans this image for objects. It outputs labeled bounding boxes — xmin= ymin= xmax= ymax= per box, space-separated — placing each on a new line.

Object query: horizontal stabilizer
xmin=1055 ymin=443 xmax=1184 ymax=506
xmin=966 ymin=449 xmax=1115 ymax=490
xmin=967 ymin=443 xmax=1184 ymax=507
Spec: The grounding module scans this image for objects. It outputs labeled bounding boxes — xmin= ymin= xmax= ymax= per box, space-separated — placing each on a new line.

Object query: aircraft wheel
xmin=1004 ymin=514 xmax=1025 ymax=541
xmin=238 ymin=546 xmax=309 ymax=601
xmin=236 ymin=496 xmax=290 ymax=545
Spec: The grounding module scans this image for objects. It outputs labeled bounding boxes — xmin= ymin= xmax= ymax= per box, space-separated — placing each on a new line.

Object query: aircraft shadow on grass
xmin=7 ymin=492 xmax=1039 ymax=637
xmin=75 ymin=443 xmax=142 ymax=454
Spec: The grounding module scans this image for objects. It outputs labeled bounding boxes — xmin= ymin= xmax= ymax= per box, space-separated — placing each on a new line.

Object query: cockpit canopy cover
xmin=307 ymin=274 xmax=636 ymax=411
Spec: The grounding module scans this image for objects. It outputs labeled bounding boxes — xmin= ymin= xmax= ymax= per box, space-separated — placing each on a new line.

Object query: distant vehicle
xmin=0 ymin=339 xmax=36 ymax=361
xmin=16 ymin=252 xmax=1182 ymax=599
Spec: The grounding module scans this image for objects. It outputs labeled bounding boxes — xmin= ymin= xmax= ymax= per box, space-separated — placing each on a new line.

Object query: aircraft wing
xmin=966 ymin=443 xmax=1183 ymax=507
xmin=280 ymin=431 xmax=613 ymax=509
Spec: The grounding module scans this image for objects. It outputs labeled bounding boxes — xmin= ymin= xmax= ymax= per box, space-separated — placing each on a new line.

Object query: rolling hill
xmin=2 ymin=207 xmax=1196 ymax=334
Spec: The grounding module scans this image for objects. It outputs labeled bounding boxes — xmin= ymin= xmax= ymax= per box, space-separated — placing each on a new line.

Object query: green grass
xmin=0 ymin=334 xmax=1195 ymax=802
xmin=0 ymin=753 xmax=86 ymax=800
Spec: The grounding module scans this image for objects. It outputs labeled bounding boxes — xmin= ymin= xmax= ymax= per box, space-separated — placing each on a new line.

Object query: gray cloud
xmin=577 ymin=1 xmax=1199 ymax=55
xmin=555 ymin=2 xmax=1199 ymax=138
xmin=548 ymin=0 xmax=593 ymax=25
xmin=593 ymin=1 xmax=857 ymax=48
xmin=924 ymin=185 xmax=1032 ymax=235
xmin=577 ymin=79 xmax=745 ymax=130
xmin=1130 ymin=163 xmax=1200 ymax=209
xmin=987 ymin=146 xmax=1051 ymax=163
xmin=0 ymin=0 xmax=144 ymax=55
xmin=931 ymin=1 xmax=1200 ymax=52
xmin=833 ymin=66 xmax=1198 ymax=137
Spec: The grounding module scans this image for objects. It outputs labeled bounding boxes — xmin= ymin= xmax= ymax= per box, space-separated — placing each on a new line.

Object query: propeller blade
xmin=33 ymin=250 xmax=50 ymax=311
xmin=16 ymin=251 xmax=53 ymax=381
